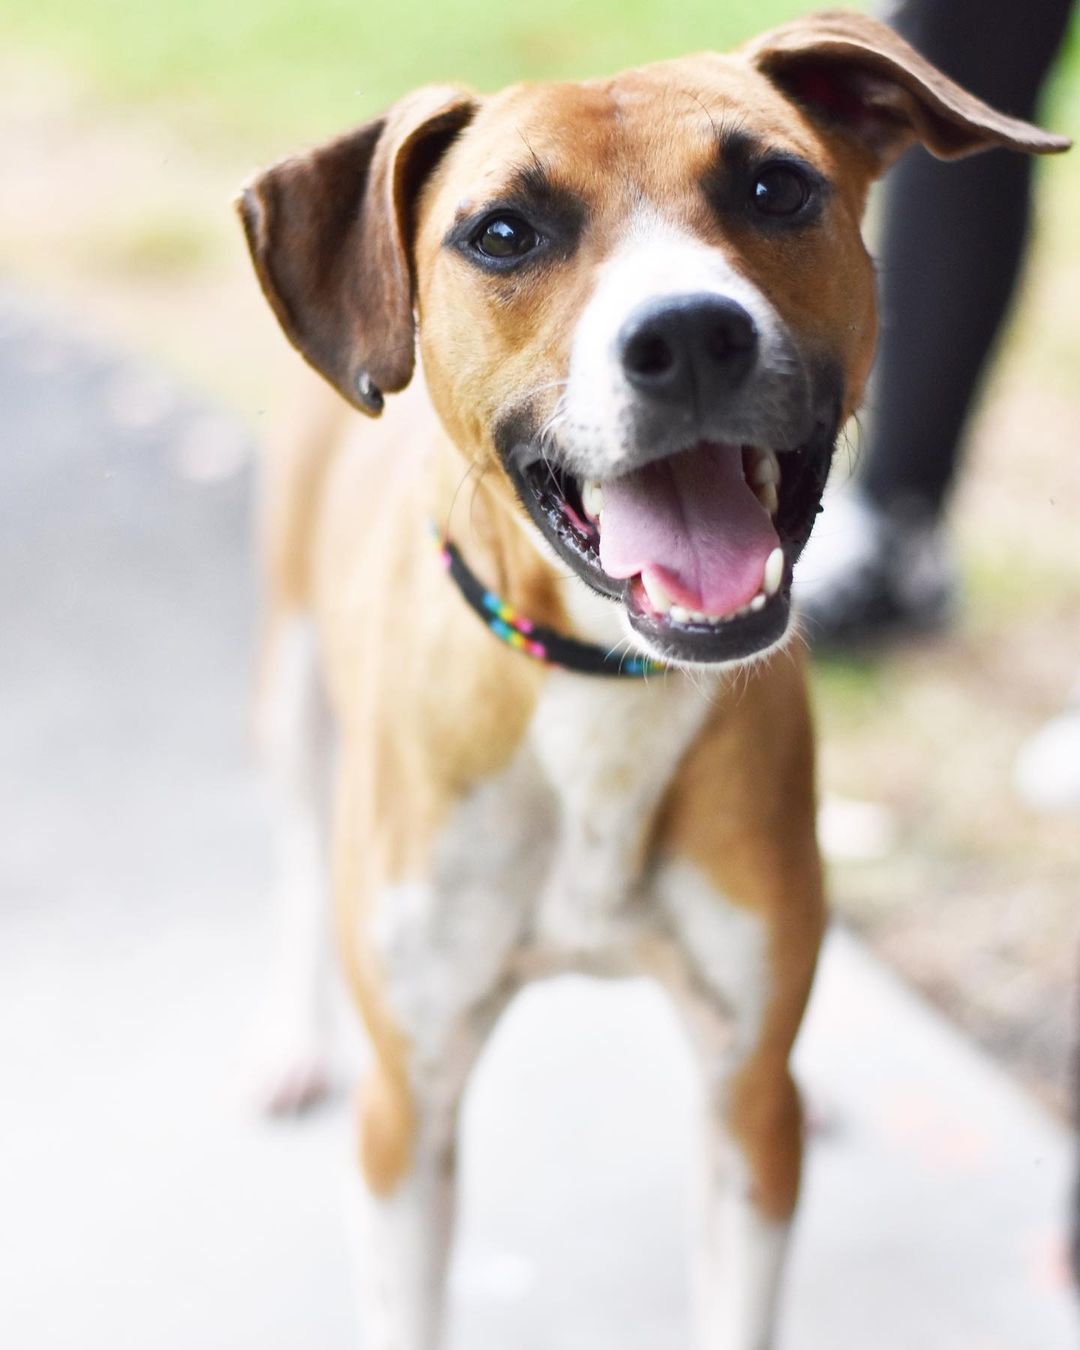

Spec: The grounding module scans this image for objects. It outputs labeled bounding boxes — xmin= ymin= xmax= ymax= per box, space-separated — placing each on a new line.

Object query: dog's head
xmin=239 ymin=11 xmax=1067 ymax=666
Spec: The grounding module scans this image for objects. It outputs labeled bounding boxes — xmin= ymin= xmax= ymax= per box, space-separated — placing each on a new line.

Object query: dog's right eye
xmin=751 ymin=164 xmax=812 ymax=218
xmin=473 ymin=214 xmax=540 ymax=261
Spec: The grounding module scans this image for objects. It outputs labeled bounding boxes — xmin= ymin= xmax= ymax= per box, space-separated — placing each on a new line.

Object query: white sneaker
xmin=795 ymin=485 xmax=956 ymax=649
xmin=1013 ymin=682 xmax=1080 ymax=812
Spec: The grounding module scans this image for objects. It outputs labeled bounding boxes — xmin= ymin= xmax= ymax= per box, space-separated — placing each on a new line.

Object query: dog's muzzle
xmin=500 ymin=298 xmax=840 ymax=667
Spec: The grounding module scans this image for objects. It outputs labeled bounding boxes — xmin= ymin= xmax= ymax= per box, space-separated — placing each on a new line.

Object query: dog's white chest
xmin=371 ymin=661 xmax=727 ymax=1069
xmin=515 ymin=666 xmax=717 ymax=955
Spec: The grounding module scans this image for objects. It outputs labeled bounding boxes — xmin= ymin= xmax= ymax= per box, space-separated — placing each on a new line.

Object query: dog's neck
xmin=432 ymin=441 xmax=669 ymax=674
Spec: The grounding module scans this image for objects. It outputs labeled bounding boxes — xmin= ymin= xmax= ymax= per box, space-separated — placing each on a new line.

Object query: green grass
xmin=6 ymin=0 xmax=841 ymax=148
xmin=8 ymin=0 xmax=1077 ymax=152
xmin=9 ymin=0 xmax=1076 ymax=154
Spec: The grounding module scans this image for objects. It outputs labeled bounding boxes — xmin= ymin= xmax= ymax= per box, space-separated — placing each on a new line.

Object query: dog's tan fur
xmin=240 ymin=12 xmax=1067 ymax=1344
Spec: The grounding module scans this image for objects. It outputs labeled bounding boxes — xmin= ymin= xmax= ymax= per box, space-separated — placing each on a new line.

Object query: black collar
xmin=434 ymin=529 xmax=666 ymax=679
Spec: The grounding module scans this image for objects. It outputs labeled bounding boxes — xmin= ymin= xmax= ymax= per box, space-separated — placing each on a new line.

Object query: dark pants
xmin=861 ymin=0 xmax=1074 ymax=516
xmin=867 ymin=0 xmax=1080 ymax=1288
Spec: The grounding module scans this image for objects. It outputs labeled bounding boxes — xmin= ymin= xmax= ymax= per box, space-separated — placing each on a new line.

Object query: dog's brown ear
xmin=743 ymin=10 xmax=1070 ymax=172
xmin=237 ymin=86 xmax=478 ymax=415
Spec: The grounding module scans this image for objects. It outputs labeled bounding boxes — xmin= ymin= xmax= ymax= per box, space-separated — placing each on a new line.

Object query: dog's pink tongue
xmin=598 ymin=443 xmax=778 ymax=614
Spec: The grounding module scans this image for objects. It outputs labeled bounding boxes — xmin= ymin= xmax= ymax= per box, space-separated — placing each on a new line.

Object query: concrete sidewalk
xmin=1 ymin=289 xmax=1075 ymax=1349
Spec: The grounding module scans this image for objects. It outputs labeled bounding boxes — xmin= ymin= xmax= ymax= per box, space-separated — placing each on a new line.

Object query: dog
xmin=237 ymin=11 xmax=1067 ymax=1346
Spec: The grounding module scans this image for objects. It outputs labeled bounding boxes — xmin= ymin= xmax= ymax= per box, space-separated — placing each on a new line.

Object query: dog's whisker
xmin=527 ymin=378 xmax=571 ymax=397
xmin=443 ymin=460 xmax=483 ymax=539
xmin=467 ymin=462 xmax=493 ymax=534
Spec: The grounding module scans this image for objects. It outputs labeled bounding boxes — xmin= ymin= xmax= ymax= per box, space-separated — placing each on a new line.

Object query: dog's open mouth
xmin=508 ymin=433 xmax=834 ymax=663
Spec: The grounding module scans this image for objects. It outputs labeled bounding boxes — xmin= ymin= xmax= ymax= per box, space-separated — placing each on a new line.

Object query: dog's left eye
xmin=473 ymin=214 xmax=540 ymax=260
xmin=751 ymin=165 xmax=812 ymax=217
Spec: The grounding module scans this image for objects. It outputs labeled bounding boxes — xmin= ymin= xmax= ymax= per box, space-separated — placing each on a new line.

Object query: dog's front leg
xmin=343 ymin=869 xmax=526 ymax=1350
xmin=350 ymin=1010 xmax=502 ymax=1350
xmin=335 ymin=726 xmax=544 ymax=1346
xmin=656 ymin=859 xmax=823 ymax=1350
xmin=690 ymin=1047 xmax=804 ymax=1350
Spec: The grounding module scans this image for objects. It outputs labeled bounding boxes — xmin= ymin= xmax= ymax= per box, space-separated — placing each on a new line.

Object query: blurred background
xmin=2 ymin=1 xmax=1078 ymax=1346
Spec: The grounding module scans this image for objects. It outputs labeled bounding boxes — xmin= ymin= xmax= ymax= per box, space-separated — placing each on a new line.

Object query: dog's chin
xmin=505 ymin=425 xmax=835 ymax=666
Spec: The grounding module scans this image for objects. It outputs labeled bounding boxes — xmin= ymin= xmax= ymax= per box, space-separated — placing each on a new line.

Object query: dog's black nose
xmin=618 ymin=294 xmax=758 ymax=403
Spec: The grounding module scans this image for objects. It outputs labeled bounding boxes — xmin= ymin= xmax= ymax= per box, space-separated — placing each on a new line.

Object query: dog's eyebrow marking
xmin=505 ymin=158 xmax=559 ymax=203
xmin=503 ymin=159 xmax=588 ymax=231
xmin=715 ymin=125 xmax=777 ymax=170
xmin=701 ymin=125 xmax=832 ymax=218
xmin=443 ymin=158 xmax=588 ymax=254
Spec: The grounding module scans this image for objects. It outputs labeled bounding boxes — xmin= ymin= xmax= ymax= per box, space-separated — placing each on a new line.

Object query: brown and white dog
xmin=238 ymin=12 xmax=1066 ymax=1348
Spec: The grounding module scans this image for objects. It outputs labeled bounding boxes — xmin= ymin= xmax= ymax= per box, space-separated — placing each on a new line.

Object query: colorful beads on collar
xmin=432 ymin=526 xmax=667 ymax=679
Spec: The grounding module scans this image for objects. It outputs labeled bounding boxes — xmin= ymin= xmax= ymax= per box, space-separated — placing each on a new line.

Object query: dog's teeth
xmin=689 ymin=610 xmax=706 ymax=623
xmin=763 ymin=547 xmax=784 ymax=597
xmin=670 ymin=604 xmax=692 ymax=624
xmin=750 ymin=593 xmax=766 ymax=612
xmin=582 ymin=481 xmax=604 ymax=520
xmin=749 ymin=450 xmax=781 ymax=488
xmin=757 ymin=482 xmax=780 ymax=517
xmin=704 ymin=614 xmax=724 ymax=626
xmin=641 ymin=570 xmax=673 ymax=614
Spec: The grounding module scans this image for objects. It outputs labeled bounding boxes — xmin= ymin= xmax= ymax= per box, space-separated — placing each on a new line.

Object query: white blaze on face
xmin=559 ymin=211 xmax=800 ymax=478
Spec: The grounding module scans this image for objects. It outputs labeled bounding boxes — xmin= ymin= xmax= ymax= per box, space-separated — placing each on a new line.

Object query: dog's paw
xmin=256 ymin=1047 xmax=334 ymax=1117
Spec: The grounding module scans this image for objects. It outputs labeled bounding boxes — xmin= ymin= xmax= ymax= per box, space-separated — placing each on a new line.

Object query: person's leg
xmin=864 ymin=0 xmax=1074 ymax=513
xmin=798 ymin=0 xmax=1073 ymax=646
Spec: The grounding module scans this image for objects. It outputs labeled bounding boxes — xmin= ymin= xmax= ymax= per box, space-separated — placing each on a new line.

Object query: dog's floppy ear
xmin=743 ymin=10 xmax=1070 ymax=173
xmin=237 ymin=86 xmax=478 ymax=416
